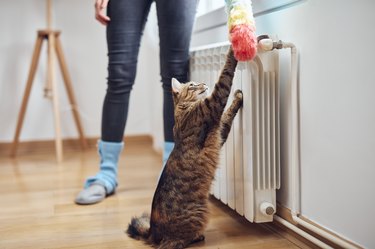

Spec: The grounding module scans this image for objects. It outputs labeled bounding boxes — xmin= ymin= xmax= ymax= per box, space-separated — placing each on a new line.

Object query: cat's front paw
xmin=234 ymin=89 xmax=243 ymax=101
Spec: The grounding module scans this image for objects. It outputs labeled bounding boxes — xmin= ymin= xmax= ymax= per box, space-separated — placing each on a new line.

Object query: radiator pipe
xmin=273 ymin=216 xmax=333 ymax=249
xmin=258 ymin=37 xmax=358 ymax=249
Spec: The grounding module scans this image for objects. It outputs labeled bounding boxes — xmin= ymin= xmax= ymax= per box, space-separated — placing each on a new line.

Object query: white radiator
xmin=190 ymin=43 xmax=280 ymax=223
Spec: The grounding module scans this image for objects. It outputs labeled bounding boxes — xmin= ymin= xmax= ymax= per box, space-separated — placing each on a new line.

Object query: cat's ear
xmin=172 ymin=78 xmax=182 ymax=94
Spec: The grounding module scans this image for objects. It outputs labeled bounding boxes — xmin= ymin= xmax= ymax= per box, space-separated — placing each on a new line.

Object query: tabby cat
xmin=127 ymin=47 xmax=243 ymax=249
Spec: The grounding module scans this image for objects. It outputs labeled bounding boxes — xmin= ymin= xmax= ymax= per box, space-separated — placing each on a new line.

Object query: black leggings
xmin=101 ymin=0 xmax=198 ymax=142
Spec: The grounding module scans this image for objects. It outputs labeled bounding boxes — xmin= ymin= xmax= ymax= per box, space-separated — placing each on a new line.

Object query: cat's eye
xmin=188 ymin=83 xmax=196 ymax=90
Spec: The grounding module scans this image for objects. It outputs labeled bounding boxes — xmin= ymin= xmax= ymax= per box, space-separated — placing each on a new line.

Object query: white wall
xmin=192 ymin=0 xmax=375 ymax=248
xmin=0 ymin=0 xmax=158 ymax=142
xmin=257 ymin=2 xmax=375 ymax=248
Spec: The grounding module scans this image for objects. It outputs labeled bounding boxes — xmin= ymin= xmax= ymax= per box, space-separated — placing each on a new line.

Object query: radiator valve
xmin=258 ymin=35 xmax=283 ymax=51
xmin=260 ymin=202 xmax=276 ymax=216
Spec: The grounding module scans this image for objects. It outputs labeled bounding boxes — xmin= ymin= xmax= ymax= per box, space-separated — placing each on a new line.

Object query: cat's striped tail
xmin=126 ymin=213 xmax=150 ymax=240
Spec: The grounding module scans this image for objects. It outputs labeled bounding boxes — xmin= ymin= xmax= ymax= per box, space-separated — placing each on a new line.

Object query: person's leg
xmin=155 ymin=0 xmax=198 ymax=165
xmin=102 ymin=0 xmax=153 ymax=143
xmin=75 ymin=0 xmax=153 ymax=205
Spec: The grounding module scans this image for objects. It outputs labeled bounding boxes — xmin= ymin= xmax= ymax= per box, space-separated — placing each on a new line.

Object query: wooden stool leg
xmin=10 ymin=36 xmax=44 ymax=157
xmin=55 ymin=35 xmax=88 ymax=149
xmin=48 ymin=33 xmax=63 ymax=163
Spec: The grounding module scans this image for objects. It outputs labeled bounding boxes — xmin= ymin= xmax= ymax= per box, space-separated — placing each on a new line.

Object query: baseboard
xmin=275 ymin=204 xmax=363 ymax=249
xmin=0 ymin=135 xmax=153 ymax=157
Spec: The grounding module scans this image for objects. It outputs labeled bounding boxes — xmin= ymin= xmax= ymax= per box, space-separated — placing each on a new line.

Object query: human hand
xmin=95 ymin=0 xmax=110 ymax=25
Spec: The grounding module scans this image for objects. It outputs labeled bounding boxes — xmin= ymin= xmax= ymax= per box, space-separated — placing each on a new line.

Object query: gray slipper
xmin=75 ymin=184 xmax=106 ymax=205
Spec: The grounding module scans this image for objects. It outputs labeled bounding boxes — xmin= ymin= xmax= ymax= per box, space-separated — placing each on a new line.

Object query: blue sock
xmin=163 ymin=141 xmax=175 ymax=166
xmin=84 ymin=140 xmax=124 ymax=194
xmin=158 ymin=141 xmax=174 ymax=181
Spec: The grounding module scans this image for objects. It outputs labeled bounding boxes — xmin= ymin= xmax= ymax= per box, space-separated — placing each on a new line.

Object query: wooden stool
xmin=10 ymin=30 xmax=88 ymax=162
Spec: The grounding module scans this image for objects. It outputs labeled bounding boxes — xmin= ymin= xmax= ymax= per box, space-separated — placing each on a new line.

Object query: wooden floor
xmin=0 ymin=141 xmax=308 ymax=249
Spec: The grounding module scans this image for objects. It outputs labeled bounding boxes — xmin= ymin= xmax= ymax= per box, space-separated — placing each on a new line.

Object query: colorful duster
xmin=225 ymin=0 xmax=257 ymax=61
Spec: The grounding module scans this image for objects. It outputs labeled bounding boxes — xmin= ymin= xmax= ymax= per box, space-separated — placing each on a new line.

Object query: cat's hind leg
xmin=157 ymin=239 xmax=186 ymax=249
xmin=220 ymin=89 xmax=243 ymax=146
xmin=191 ymin=234 xmax=205 ymax=244
xmin=157 ymin=234 xmax=204 ymax=249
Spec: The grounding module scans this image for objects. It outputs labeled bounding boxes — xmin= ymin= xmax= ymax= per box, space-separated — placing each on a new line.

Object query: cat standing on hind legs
xmin=127 ymin=47 xmax=243 ymax=249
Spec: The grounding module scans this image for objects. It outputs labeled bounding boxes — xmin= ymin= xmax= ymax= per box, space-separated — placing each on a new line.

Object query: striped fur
xmin=127 ymin=47 xmax=243 ymax=249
